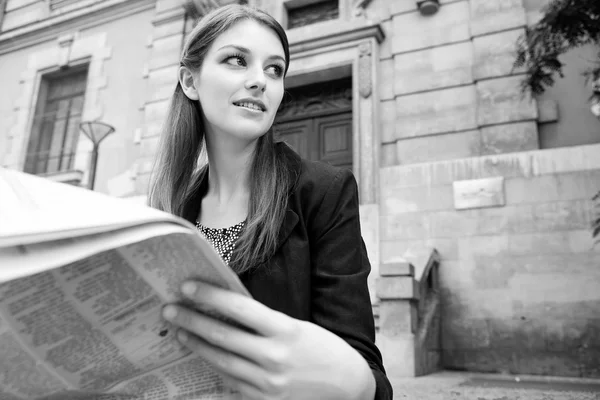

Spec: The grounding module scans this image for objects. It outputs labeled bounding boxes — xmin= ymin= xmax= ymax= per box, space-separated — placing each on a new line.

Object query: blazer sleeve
xmin=308 ymin=168 xmax=393 ymax=400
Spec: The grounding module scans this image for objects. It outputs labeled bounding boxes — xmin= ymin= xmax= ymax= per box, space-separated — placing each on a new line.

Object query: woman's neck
xmin=204 ymin=136 xmax=256 ymax=210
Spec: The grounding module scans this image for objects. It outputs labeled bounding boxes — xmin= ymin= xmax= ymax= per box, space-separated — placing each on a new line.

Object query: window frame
xmin=24 ymin=65 xmax=89 ymax=176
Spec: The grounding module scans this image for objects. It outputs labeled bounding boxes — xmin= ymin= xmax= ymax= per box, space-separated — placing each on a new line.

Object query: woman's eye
xmin=266 ymin=65 xmax=284 ymax=78
xmin=225 ymin=55 xmax=246 ymax=67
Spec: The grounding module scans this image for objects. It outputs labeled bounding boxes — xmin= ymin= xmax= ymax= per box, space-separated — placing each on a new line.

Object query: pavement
xmin=390 ymin=371 xmax=600 ymax=400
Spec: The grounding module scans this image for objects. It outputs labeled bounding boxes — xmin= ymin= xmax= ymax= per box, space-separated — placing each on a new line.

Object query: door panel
xmin=316 ymin=113 xmax=353 ymax=169
xmin=274 ymin=120 xmax=312 ymax=160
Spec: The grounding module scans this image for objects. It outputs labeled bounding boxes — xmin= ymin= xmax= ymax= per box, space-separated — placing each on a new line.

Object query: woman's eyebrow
xmin=217 ymin=44 xmax=285 ymax=64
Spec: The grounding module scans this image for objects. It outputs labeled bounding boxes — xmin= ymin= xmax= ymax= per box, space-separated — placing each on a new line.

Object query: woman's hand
xmin=162 ymin=280 xmax=376 ymax=400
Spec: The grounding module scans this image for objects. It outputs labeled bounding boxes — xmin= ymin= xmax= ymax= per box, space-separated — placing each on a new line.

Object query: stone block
xmin=481 ymin=122 xmax=539 ymax=155
xmin=505 ymin=170 xmax=600 ymax=204
xmin=529 ymin=199 xmax=593 ymax=232
xmin=380 ymin=142 xmax=397 ymax=167
xmin=537 ymin=98 xmax=559 ymax=123
xmin=381 ymin=212 xmax=429 ymax=240
xmin=470 ymin=0 xmax=527 ymax=37
xmin=155 ymin=0 xmax=183 ymax=13
xmin=509 ymin=273 xmax=600 ymax=306
xmin=152 ymin=16 xmax=185 ymax=39
xmin=149 ymin=35 xmax=182 ymax=71
xmin=380 ymin=261 xmax=415 ymax=277
xmin=393 ymin=41 xmax=473 ymax=96
xmin=379 ymin=301 xmax=418 ymax=334
xmin=379 ymin=19 xmax=393 ymax=60
xmin=507 ymin=230 xmax=590 ymax=256
xmin=379 ymin=149 xmax=534 ymax=190
xmin=140 ymin=136 xmax=160 ymax=158
xmin=1 ymin=2 xmax=44 ymax=31
xmin=471 ymin=256 xmax=518 ymax=289
xmin=70 ymin=34 xmax=107 ymax=63
xmin=477 ymin=76 xmax=538 ymax=126
xmin=453 ymin=176 xmax=505 ymax=210
xmin=144 ymin=100 xmax=169 ymax=125
xmin=5 ymin=0 xmax=38 ymax=12
xmin=442 ymin=318 xmax=490 ymax=349
xmin=27 ymin=47 xmax=59 ymax=70
xmin=135 ymin=171 xmax=151 ymax=195
xmin=381 ymin=184 xmax=454 ymax=215
xmin=367 ymin=0 xmax=391 ymax=23
xmin=395 ymin=130 xmax=481 ymax=165
xmin=137 ymin=158 xmax=155 ymax=175
xmin=395 ymin=85 xmax=477 ymax=139
xmin=380 ymin=238 xmax=459 ymax=264
xmin=531 ymin=143 xmax=600 ymax=176
xmin=380 ymin=100 xmax=396 ymax=143
xmin=458 ymin=235 xmax=510 ymax=260
xmin=376 ymin=276 xmax=419 ymax=300
xmin=377 ymin=333 xmax=416 ymax=377
xmin=473 ymin=29 xmax=525 ymax=80
xmin=428 ymin=210 xmax=479 ymax=238
xmin=379 ymin=59 xmax=394 ymax=101
xmin=391 ymin=1 xmax=470 ymax=54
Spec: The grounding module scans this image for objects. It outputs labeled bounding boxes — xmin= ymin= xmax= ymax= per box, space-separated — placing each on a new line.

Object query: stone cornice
xmin=0 ymin=0 xmax=156 ymax=55
xmin=288 ymin=18 xmax=384 ymax=55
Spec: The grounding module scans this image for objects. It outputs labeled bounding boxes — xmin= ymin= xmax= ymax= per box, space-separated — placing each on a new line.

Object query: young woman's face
xmin=186 ymin=19 xmax=286 ymax=146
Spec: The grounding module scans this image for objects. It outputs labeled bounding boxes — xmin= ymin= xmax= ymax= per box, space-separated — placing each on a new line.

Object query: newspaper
xmin=0 ymin=168 xmax=250 ymax=400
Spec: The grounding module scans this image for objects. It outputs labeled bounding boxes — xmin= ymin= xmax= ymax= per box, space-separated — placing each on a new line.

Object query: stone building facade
xmin=0 ymin=0 xmax=599 ymax=378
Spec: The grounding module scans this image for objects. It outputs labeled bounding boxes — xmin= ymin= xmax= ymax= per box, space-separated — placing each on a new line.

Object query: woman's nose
xmin=244 ymin=68 xmax=266 ymax=92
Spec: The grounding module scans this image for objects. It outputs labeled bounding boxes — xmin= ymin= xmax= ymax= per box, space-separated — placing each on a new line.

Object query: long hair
xmin=148 ymin=4 xmax=292 ymax=274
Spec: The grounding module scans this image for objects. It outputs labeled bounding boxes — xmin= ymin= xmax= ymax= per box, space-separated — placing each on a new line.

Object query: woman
xmin=149 ymin=4 xmax=392 ymax=400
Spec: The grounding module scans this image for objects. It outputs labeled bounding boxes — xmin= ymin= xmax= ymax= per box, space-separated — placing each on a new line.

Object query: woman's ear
xmin=178 ymin=66 xmax=199 ymax=100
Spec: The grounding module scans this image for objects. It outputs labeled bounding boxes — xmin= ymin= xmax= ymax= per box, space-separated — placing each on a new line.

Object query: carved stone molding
xmin=353 ymin=0 xmax=373 ymax=17
xmin=277 ymin=78 xmax=352 ymax=120
xmin=358 ymin=42 xmax=372 ymax=98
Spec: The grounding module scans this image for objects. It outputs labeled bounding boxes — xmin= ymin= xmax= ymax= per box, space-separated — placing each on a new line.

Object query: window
xmin=24 ymin=67 xmax=88 ymax=175
xmin=287 ymin=0 xmax=339 ymax=29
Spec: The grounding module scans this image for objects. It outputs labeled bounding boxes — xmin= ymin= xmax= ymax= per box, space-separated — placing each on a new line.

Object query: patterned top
xmin=195 ymin=220 xmax=246 ymax=265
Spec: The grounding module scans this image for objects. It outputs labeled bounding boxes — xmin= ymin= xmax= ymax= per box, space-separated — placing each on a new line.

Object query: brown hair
xmin=148 ymin=4 xmax=292 ymax=273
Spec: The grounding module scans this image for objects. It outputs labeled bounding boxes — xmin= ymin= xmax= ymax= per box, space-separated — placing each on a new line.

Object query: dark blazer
xmin=183 ymin=143 xmax=393 ymax=399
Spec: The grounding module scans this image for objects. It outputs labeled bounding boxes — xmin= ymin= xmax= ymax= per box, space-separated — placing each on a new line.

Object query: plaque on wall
xmin=453 ymin=177 xmax=505 ymax=210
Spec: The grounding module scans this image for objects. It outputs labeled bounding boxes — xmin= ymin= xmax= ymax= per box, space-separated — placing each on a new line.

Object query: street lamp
xmin=79 ymin=120 xmax=115 ymax=190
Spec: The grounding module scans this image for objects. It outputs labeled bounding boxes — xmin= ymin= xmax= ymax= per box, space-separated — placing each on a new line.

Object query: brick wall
xmin=380 ymin=144 xmax=600 ymax=377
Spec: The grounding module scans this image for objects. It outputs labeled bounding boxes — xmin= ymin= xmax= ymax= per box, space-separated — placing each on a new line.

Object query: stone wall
xmin=380 ymin=144 xmax=600 ymax=377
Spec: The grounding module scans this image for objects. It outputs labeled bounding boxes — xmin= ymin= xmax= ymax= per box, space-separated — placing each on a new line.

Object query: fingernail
xmin=181 ymin=281 xmax=197 ymax=297
xmin=162 ymin=305 xmax=178 ymax=320
xmin=178 ymin=330 xmax=188 ymax=342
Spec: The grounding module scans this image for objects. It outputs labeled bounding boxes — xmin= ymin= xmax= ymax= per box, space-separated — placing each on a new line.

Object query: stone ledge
xmin=287 ymin=18 xmax=384 ymax=54
xmin=0 ymin=0 xmax=154 ymax=55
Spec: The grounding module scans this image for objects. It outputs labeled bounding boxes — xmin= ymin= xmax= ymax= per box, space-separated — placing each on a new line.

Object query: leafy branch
xmin=513 ymin=0 xmax=600 ymax=95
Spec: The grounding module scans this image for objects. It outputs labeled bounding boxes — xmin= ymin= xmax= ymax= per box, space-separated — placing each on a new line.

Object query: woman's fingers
xmin=179 ymin=280 xmax=296 ymax=337
xmin=176 ymin=329 xmax=285 ymax=396
xmin=162 ymin=304 xmax=281 ymax=367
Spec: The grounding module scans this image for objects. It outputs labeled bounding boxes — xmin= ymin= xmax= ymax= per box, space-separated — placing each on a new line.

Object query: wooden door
xmin=274 ymin=77 xmax=353 ymax=170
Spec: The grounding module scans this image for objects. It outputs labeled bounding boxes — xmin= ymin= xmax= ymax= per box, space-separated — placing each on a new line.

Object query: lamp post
xmin=79 ymin=121 xmax=115 ymax=190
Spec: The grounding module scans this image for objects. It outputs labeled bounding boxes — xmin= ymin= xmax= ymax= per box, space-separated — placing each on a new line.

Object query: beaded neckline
xmin=195 ymin=220 xmax=246 ymax=265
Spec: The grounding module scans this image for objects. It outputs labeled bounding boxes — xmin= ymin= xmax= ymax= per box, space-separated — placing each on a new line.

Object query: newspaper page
xmin=0 ymin=169 xmax=249 ymax=399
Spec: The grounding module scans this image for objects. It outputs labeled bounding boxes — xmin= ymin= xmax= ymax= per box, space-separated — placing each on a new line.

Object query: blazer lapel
xmin=275 ymin=208 xmax=299 ymax=251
